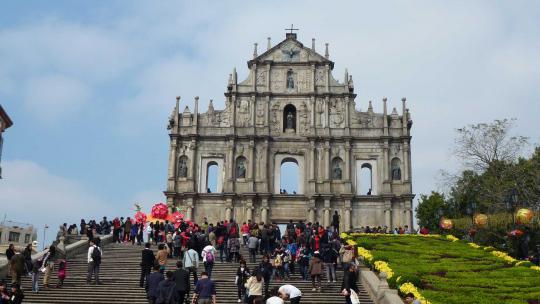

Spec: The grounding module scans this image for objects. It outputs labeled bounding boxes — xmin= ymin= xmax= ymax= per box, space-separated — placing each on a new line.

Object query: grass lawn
xmin=350 ymin=234 xmax=540 ymax=304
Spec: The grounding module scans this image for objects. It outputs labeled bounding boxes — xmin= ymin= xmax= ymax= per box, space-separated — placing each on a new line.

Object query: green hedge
xmin=353 ymin=235 xmax=540 ymax=304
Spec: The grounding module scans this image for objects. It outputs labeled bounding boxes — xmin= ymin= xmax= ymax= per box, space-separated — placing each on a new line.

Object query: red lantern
xmin=135 ymin=211 xmax=147 ymax=224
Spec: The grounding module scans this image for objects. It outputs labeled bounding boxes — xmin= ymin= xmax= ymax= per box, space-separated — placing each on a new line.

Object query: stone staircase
xmin=8 ymin=242 xmax=375 ymax=304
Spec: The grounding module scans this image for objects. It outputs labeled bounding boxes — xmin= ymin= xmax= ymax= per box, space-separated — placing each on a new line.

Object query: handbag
xmin=350 ymin=289 xmax=360 ymax=304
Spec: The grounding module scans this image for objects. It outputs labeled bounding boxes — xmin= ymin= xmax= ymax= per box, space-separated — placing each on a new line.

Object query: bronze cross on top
xmin=285 ymin=24 xmax=299 ymax=34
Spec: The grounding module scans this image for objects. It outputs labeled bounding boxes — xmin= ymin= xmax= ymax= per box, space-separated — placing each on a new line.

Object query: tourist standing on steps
xmin=322 ymin=244 xmax=338 ymax=283
xmin=192 ymin=271 xmax=216 ymax=304
xmin=202 ymin=243 xmax=217 ymax=278
xmin=184 ymin=246 xmax=199 ymax=285
xmin=156 ymin=271 xmax=178 ymax=304
xmin=341 ymin=263 xmax=359 ymax=304
xmin=157 ymin=243 xmax=168 ymax=273
xmin=42 ymin=245 xmax=56 ymax=288
xmin=248 ymin=234 xmax=259 ymax=263
xmin=278 ymin=284 xmax=302 ymax=304
xmin=140 ymin=242 xmax=156 ymax=289
xmin=86 ymin=238 xmax=102 ymax=285
xmin=10 ymin=250 xmax=25 ymax=286
xmin=147 ymin=264 xmax=164 ymax=304
xmin=257 ymin=255 xmax=273 ymax=298
xmin=245 ymin=273 xmax=264 ymax=304
xmin=235 ymin=260 xmax=250 ymax=303
xmin=173 ymin=261 xmax=190 ymax=304
xmin=308 ymin=251 xmax=323 ymax=292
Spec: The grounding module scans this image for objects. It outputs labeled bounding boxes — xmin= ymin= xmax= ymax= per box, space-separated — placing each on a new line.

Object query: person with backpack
xmin=147 ymin=264 xmax=164 ymax=304
xmin=308 ymin=251 xmax=323 ymax=292
xmin=172 ymin=261 xmax=190 ymax=304
xmin=321 ymin=244 xmax=338 ymax=283
xmin=228 ymin=237 xmax=241 ymax=263
xmin=86 ymin=238 xmax=102 ymax=285
xmin=41 ymin=245 xmax=56 ymax=288
xmin=202 ymin=243 xmax=217 ymax=278
xmin=247 ymin=234 xmax=259 ymax=263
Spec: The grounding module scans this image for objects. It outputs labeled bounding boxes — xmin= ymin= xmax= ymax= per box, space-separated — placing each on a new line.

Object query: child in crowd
xmin=56 ymin=259 xmax=67 ymax=288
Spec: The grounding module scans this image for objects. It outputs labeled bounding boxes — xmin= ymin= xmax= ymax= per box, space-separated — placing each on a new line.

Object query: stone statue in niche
xmin=392 ymin=166 xmax=401 ymax=180
xmin=177 ymin=157 xmax=188 ymax=178
xmin=286 ymin=112 xmax=294 ymax=129
xmin=236 ymin=159 xmax=246 ymax=178
xmin=333 ymin=163 xmax=342 ymax=180
xmin=316 ymin=99 xmax=325 ymax=127
xmin=286 ymin=70 xmax=294 ymax=89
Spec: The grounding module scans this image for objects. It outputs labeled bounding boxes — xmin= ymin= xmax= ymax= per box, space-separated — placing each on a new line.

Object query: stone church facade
xmin=164 ymin=32 xmax=414 ymax=231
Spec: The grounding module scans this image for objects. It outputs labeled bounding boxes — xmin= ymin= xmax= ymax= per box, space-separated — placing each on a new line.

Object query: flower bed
xmin=344 ymin=233 xmax=540 ymax=304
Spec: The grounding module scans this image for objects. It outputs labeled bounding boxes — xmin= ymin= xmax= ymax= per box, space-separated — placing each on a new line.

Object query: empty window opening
xmin=207 ymin=162 xmax=219 ymax=193
xmin=360 ymin=164 xmax=372 ymax=195
xmin=280 ymin=158 xmax=299 ymax=194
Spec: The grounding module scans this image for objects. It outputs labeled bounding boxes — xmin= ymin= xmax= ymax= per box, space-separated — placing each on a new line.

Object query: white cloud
xmin=0 ymin=160 xmax=116 ymax=247
xmin=22 ymin=75 xmax=90 ymax=123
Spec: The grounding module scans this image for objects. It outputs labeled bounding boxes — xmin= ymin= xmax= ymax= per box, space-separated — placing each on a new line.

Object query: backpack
xmin=91 ymin=246 xmax=102 ymax=264
xmin=217 ymin=236 xmax=224 ymax=246
xmin=206 ymin=250 xmax=215 ymax=264
xmin=274 ymin=254 xmax=282 ymax=267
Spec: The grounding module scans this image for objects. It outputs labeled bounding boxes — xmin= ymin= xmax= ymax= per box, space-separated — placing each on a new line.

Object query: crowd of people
xmin=2 ymin=214 xmax=430 ymax=304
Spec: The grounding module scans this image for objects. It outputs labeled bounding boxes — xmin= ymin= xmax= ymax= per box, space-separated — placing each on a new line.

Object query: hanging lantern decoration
xmin=149 ymin=202 xmax=169 ymax=221
xmin=474 ymin=214 xmax=488 ymax=228
xmin=516 ymin=208 xmax=533 ymax=225
xmin=440 ymin=218 xmax=453 ymax=230
xmin=133 ymin=203 xmax=147 ymax=224
xmin=167 ymin=211 xmax=185 ymax=229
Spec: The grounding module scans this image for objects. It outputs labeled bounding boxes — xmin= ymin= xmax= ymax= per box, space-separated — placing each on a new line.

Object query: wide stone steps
xmin=7 ymin=243 xmax=374 ymax=304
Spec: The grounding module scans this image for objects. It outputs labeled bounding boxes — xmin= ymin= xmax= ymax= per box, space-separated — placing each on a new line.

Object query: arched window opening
xmin=207 ymin=162 xmax=219 ymax=193
xmin=236 ymin=156 xmax=247 ymax=179
xmin=331 ymin=157 xmax=343 ymax=180
xmin=360 ymin=163 xmax=372 ymax=195
xmin=177 ymin=155 xmax=188 ymax=178
xmin=280 ymin=158 xmax=299 ymax=194
xmin=283 ymin=104 xmax=297 ymax=132
xmin=391 ymin=158 xmax=402 ymax=181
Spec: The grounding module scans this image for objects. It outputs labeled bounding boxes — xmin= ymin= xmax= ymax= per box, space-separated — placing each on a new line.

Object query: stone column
xmin=261 ymin=197 xmax=269 ymax=224
xmin=167 ymin=139 xmax=177 ymax=191
xmin=251 ymin=95 xmax=256 ymax=127
xmin=310 ymin=96 xmax=316 ymax=127
xmin=311 ymin=64 xmax=316 ymax=92
xmin=343 ymin=198 xmax=352 ymax=232
xmin=403 ymin=141 xmax=410 ymax=181
xmin=266 ymin=63 xmax=271 ymax=92
xmin=325 ymin=64 xmax=330 ymax=93
xmin=324 ymin=141 xmax=330 ymax=180
xmin=188 ymin=140 xmax=197 ymax=192
xmin=186 ymin=197 xmax=194 ymax=221
xmin=309 ymin=198 xmax=316 ymax=223
xmin=226 ymin=139 xmax=235 ymax=191
xmin=248 ymin=140 xmax=255 ymax=181
xmin=324 ymin=96 xmax=330 ymax=129
xmin=383 ymin=142 xmax=389 ymax=182
xmin=309 ymin=140 xmax=315 ymax=180
xmin=344 ymin=142 xmax=351 ymax=180
xmin=245 ymin=198 xmax=253 ymax=222
xmin=225 ymin=198 xmax=234 ymax=221
xmin=323 ymin=198 xmax=331 ymax=227
xmin=344 ymin=96 xmax=350 ymax=129
xmin=385 ymin=209 xmax=392 ymax=228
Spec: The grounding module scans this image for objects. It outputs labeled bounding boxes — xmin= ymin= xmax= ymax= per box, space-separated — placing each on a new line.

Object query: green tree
xmin=415 ymin=191 xmax=447 ymax=231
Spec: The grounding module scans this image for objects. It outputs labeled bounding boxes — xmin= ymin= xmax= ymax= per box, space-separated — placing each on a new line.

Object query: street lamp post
xmin=42 ymin=224 xmax=49 ymax=251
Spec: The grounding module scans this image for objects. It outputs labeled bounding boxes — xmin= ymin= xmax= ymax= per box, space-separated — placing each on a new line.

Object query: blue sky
xmin=1 ymin=1 xmax=539 ymax=247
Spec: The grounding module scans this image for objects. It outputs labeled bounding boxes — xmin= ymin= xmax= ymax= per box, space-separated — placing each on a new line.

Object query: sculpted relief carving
xmin=236 ymin=99 xmax=251 ymax=127
xmin=271 ymin=70 xmax=285 ymax=92
xmin=329 ymin=98 xmax=344 ymax=128
xmin=315 ymin=69 xmax=325 ymax=86
xmin=256 ymin=70 xmax=266 ymax=86
xmin=270 ymin=101 xmax=281 ymax=133
xmin=256 ymin=100 xmax=265 ymax=125
xmin=299 ymin=100 xmax=311 ymax=135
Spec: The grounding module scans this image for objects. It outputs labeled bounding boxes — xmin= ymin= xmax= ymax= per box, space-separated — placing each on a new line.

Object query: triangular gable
xmin=249 ymin=36 xmax=332 ymax=66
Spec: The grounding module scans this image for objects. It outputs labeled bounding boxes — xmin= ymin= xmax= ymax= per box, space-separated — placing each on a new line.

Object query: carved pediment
xmin=253 ymin=37 xmax=330 ymax=65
